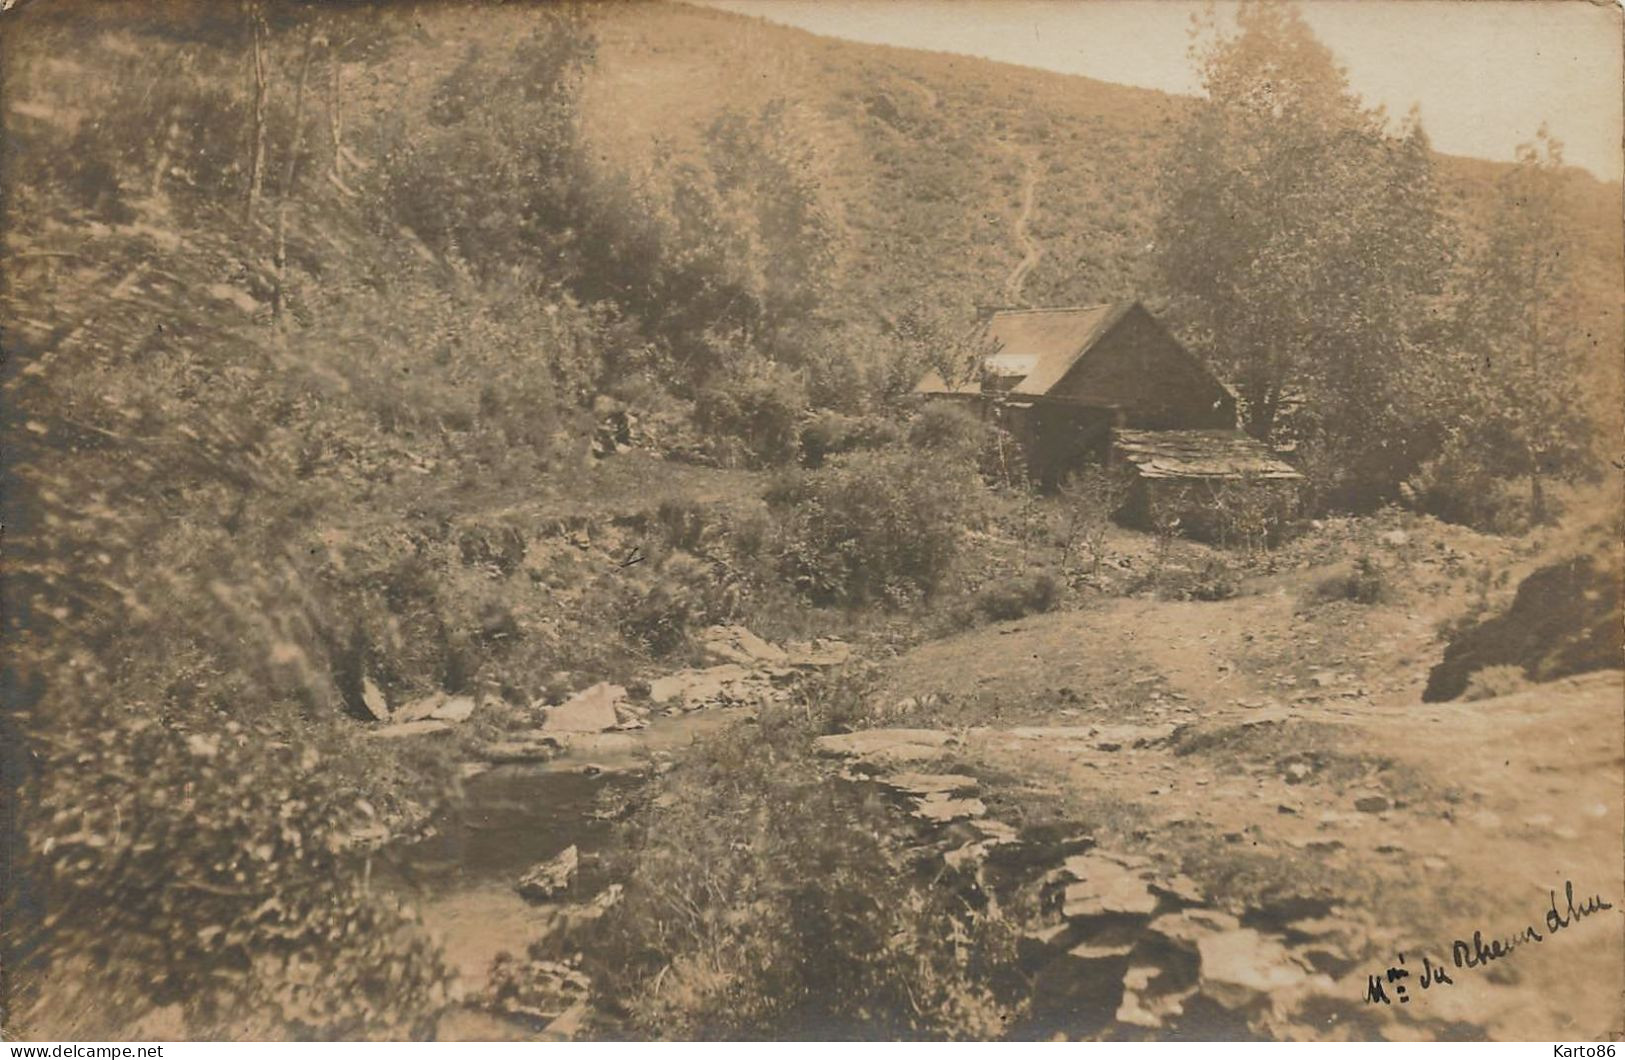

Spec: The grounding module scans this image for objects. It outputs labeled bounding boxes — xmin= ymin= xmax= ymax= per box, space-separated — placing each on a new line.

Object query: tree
xmin=271 ymin=20 xmax=319 ymax=323
xmin=243 ymin=0 xmax=269 ymax=222
xmin=1153 ymin=1 xmax=1454 ymax=508
xmin=1451 ymin=127 xmax=1592 ymax=524
xmin=702 ymin=101 xmax=840 ymax=341
xmin=377 ymin=9 xmax=596 ymax=282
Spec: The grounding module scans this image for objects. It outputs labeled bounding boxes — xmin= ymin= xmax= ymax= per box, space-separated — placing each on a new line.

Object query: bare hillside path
xmin=1003 ymin=146 xmax=1043 ymax=305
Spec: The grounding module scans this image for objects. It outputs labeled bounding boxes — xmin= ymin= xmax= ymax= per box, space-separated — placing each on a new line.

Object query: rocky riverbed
xmin=366 ymin=625 xmax=854 ymax=1038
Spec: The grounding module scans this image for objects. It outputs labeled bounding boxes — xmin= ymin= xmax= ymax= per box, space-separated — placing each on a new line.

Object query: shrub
xmin=1462 ymin=664 xmax=1534 ymax=701
xmin=693 ymin=362 xmax=806 ymax=468
xmin=654 ymin=498 xmax=712 ymax=553
xmin=908 ymin=401 xmax=985 ymax=461
xmin=1403 ymin=442 xmax=1536 ymax=533
xmin=1132 ymin=553 xmax=1242 ymax=602
xmin=614 ymin=552 xmax=739 ymax=658
xmin=1057 ymin=466 xmax=1134 ymax=576
xmin=771 ymin=447 xmax=986 ymax=605
xmin=1188 ymin=555 xmax=1243 ymax=601
xmin=799 ymin=411 xmax=902 ymax=468
xmin=972 ymin=570 xmax=1063 ymax=621
xmin=1312 ymin=554 xmax=1391 ymax=605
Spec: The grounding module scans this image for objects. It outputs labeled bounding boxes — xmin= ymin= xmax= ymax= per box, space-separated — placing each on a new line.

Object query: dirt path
xmin=1003 ymin=147 xmax=1043 ymax=305
xmin=868 ymin=585 xmax=1624 ymax=1040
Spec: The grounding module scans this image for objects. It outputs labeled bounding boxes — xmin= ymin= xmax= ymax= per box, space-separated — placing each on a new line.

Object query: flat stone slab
xmin=1058 ymin=854 xmax=1159 ymax=918
xmin=373 ymin=719 xmax=452 ymax=740
xmin=971 ymin=818 xmax=1020 ymax=843
xmin=882 ymin=772 xmax=978 ymax=796
xmin=912 ymin=793 xmax=987 ymax=822
xmin=1149 ymin=873 xmax=1206 ymax=906
xmin=360 ymin=677 xmax=390 ymax=722
xmin=1196 ymin=928 xmax=1318 ymax=1005
xmin=543 ymin=682 xmax=625 ymax=733
xmin=647 ymin=665 xmax=757 ymax=708
xmin=1147 ymin=908 xmax=1243 ymax=947
xmin=396 ymin=692 xmax=448 ymax=722
xmin=1117 ymin=963 xmax=1199 ymax=1029
xmin=1068 ymin=940 xmax=1137 ymax=960
xmin=814 ymin=728 xmax=955 ymax=763
xmin=698 ymin=624 xmax=789 ymax=667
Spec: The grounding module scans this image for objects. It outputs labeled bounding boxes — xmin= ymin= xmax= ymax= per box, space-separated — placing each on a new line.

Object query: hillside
xmin=3 ymin=0 xmax=1621 ymax=1042
xmin=10 ymin=0 xmax=1617 ymax=350
xmin=580 ymin=1 xmax=1622 ymax=352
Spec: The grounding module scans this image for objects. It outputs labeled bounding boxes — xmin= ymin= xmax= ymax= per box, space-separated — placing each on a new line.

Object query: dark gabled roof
xmin=914 ymin=302 xmax=1135 ymax=397
xmin=1112 ymin=429 xmax=1302 ymax=481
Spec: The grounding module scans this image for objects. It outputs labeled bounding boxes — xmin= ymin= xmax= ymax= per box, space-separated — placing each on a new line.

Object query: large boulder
xmin=486 ymin=953 xmax=591 ymax=1024
xmin=1056 ymin=854 xmax=1159 ymax=919
xmin=1195 ymin=927 xmax=1320 ymax=1012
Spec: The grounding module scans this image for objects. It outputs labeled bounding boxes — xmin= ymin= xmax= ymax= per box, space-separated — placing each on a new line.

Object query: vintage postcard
xmin=2 ymin=0 xmax=1621 ymax=1044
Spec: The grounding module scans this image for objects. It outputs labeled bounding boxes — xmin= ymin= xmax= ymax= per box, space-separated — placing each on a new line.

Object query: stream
xmin=382 ymin=707 xmax=750 ymax=1036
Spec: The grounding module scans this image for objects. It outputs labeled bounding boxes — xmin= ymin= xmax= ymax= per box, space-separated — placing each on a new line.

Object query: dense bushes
xmin=613 ymin=552 xmax=743 ymax=658
xmin=798 ymin=411 xmax=902 ymax=468
xmin=1402 ymin=441 xmax=1543 ymax=534
xmin=589 ymin=705 xmax=1016 ymax=1039
xmin=907 ymin=401 xmax=985 ymax=461
xmin=693 ymin=361 xmax=807 ymax=468
xmin=20 ymin=713 xmax=453 ymax=1038
xmin=769 ymin=448 xmax=987 ymax=605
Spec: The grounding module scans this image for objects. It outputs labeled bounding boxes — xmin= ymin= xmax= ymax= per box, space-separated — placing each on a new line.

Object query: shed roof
xmin=1112 ymin=429 xmax=1302 ymax=481
xmin=914 ymin=302 xmax=1134 ymax=397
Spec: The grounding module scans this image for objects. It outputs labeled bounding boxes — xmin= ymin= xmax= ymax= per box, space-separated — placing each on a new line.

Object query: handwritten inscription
xmin=1364 ymin=880 xmax=1613 ymax=1005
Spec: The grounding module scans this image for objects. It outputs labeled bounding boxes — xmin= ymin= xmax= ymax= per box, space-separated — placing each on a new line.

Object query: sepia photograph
xmin=1 ymin=0 xmax=1621 ymax=1044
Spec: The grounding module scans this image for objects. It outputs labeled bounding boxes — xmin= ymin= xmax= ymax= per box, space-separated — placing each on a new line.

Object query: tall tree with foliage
xmin=703 ymin=100 xmax=840 ymax=342
xmin=1450 ymin=127 xmax=1592 ymax=524
xmin=378 ymin=8 xmax=596 ymax=282
xmin=1153 ymin=1 xmax=1454 ymax=508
